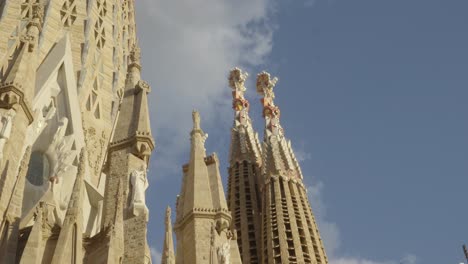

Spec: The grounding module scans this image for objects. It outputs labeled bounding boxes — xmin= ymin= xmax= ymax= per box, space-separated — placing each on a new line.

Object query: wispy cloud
xmin=136 ymin=0 xmax=276 ymax=175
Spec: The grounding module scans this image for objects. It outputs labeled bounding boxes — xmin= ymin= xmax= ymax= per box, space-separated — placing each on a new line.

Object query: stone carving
xmin=30 ymin=104 xmax=56 ymax=142
xmin=215 ymin=219 xmax=229 ymax=235
xmin=256 ymin=71 xmax=278 ymax=99
xmin=0 ymin=108 xmax=16 ymax=160
xmin=130 ymin=165 xmax=148 ymax=216
xmin=210 ymin=223 xmax=216 ymax=246
xmin=130 ymin=44 xmax=141 ymax=65
xmin=217 ymin=242 xmax=230 ymax=264
xmin=228 ymin=67 xmax=248 ymax=92
xmin=84 ymin=127 xmax=107 ymax=176
xmin=49 ymin=118 xmax=73 ymax=182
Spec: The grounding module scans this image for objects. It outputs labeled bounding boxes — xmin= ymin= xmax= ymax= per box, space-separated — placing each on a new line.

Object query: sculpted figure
xmin=0 ymin=109 xmax=16 ymax=160
xmin=217 ymin=242 xmax=230 ymax=264
xmin=130 ymin=164 xmax=149 ymax=216
xmin=33 ymin=104 xmax=56 ymax=138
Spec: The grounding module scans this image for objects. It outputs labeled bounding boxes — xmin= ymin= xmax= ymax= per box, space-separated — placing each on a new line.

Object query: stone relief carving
xmin=45 ymin=117 xmax=79 ymax=213
xmin=48 ymin=117 xmax=72 ymax=181
xmin=84 ymin=127 xmax=107 ymax=176
xmin=217 ymin=242 xmax=230 ymax=264
xmin=0 ymin=108 xmax=16 ymax=160
xmin=130 ymin=164 xmax=148 ymax=216
xmin=33 ymin=104 xmax=56 ymax=137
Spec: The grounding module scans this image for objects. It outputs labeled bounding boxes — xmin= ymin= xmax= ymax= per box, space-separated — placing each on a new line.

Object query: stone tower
xmin=161 ymin=206 xmax=175 ymax=264
xmin=0 ymin=0 xmax=154 ymax=263
xmin=256 ymin=71 xmax=328 ymax=264
xmin=226 ymin=68 xmax=263 ymax=264
xmin=174 ymin=111 xmax=242 ymax=264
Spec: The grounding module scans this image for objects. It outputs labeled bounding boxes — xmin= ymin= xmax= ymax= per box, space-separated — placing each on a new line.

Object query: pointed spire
xmin=161 ymin=206 xmax=175 ymax=264
xmin=125 ymin=42 xmax=142 ymax=88
xmin=228 ymin=68 xmax=262 ymax=165
xmin=110 ymin=42 xmax=154 ymax=161
xmin=256 ymin=71 xmax=303 ymax=179
xmin=174 ymin=111 xmax=241 ymax=263
xmin=227 ymin=68 xmax=263 ymax=263
xmin=19 ymin=203 xmax=45 ymax=264
xmin=256 ymin=71 xmax=283 ymax=137
xmin=229 ymin=67 xmax=250 ymax=126
xmin=180 ymin=110 xmax=212 ymax=216
xmin=0 ymin=1 xmax=43 ymax=122
xmin=51 ymin=149 xmax=85 ymax=264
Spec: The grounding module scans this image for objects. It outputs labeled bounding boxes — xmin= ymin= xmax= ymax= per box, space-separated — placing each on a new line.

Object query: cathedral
xmin=0 ymin=0 xmax=328 ymax=263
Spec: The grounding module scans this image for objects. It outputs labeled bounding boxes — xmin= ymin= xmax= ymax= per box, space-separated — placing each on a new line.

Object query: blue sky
xmin=136 ymin=0 xmax=468 ymax=263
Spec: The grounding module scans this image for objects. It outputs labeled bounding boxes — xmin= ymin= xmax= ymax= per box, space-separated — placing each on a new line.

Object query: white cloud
xmin=150 ymin=246 xmax=162 ymax=264
xmin=135 ymin=0 xmax=276 ymax=175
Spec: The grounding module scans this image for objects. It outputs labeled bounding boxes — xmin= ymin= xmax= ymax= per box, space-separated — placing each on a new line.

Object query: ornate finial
xmin=165 ymin=206 xmax=171 ymax=225
xmin=229 ymin=68 xmax=250 ymax=112
xmin=256 ymin=71 xmax=278 ymax=100
xmin=257 ymin=71 xmax=283 ymax=136
xmin=192 ymin=110 xmax=201 ymax=130
xmin=129 ymin=42 xmax=141 ymax=69
xmin=228 ymin=67 xmax=248 ymax=92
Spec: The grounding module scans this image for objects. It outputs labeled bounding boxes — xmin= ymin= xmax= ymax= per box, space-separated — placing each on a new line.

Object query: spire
xmin=18 ymin=203 xmax=44 ymax=264
xmin=174 ymin=111 xmax=242 ymax=264
xmin=227 ymin=68 xmax=263 ymax=264
xmin=0 ymin=1 xmax=44 ymax=123
xmin=179 ymin=110 xmax=213 ymax=216
xmin=256 ymin=71 xmax=329 ymax=264
xmin=228 ymin=67 xmax=262 ymax=164
xmin=161 ymin=206 xmax=175 ymax=264
xmin=51 ymin=149 xmax=85 ymax=264
xmin=256 ymin=71 xmax=303 ymax=179
xmin=256 ymin=71 xmax=282 ymax=137
xmin=110 ymin=42 xmax=154 ymax=162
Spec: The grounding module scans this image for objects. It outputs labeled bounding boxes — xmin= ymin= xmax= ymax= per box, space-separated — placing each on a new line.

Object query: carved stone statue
xmin=0 ymin=108 xmax=16 ymax=160
xmin=49 ymin=117 xmax=73 ymax=183
xmin=217 ymin=242 xmax=230 ymax=264
xmin=130 ymin=164 xmax=149 ymax=216
xmin=34 ymin=104 xmax=56 ymax=137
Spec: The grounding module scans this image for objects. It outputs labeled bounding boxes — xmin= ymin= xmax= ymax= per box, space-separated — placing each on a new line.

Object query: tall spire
xmin=174 ymin=111 xmax=242 ymax=264
xmin=256 ymin=71 xmax=301 ymax=178
xmin=256 ymin=71 xmax=328 ymax=264
xmin=180 ymin=110 xmax=213 ymax=216
xmin=51 ymin=149 xmax=86 ymax=264
xmin=110 ymin=42 xmax=154 ymax=163
xmin=161 ymin=206 xmax=175 ymax=264
xmin=0 ymin=1 xmax=43 ymax=119
xmin=226 ymin=68 xmax=263 ymax=264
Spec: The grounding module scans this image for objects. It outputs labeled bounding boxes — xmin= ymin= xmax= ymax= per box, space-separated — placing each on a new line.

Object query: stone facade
xmin=0 ymin=0 xmax=153 ymax=263
xmin=0 ymin=0 xmax=329 ymax=263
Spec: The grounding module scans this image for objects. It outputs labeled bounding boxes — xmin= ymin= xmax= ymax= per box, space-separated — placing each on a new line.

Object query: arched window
xmin=26 ymin=151 xmax=50 ymax=186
